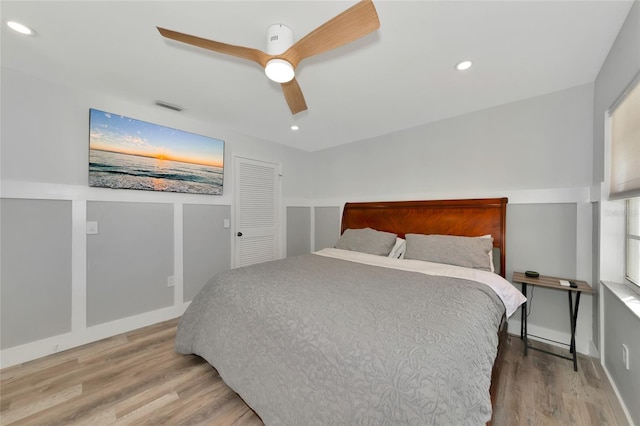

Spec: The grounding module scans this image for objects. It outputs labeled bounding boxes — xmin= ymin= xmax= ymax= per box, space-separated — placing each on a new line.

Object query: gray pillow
xmin=404 ymin=234 xmax=493 ymax=271
xmin=335 ymin=228 xmax=398 ymax=256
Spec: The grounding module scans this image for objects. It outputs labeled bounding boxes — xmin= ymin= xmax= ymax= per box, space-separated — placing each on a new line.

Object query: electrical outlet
xmin=167 ymin=275 xmax=175 ymax=287
xmin=86 ymin=221 xmax=99 ymax=235
xmin=622 ymin=344 xmax=630 ymax=370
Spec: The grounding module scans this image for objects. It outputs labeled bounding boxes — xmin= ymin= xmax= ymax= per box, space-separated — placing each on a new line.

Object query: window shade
xmin=610 ymin=77 xmax=640 ymax=199
xmin=627 ymin=198 xmax=640 ymax=285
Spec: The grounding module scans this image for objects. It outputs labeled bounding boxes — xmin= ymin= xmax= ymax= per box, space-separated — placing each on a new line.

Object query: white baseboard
xmin=589 ymin=340 xmax=600 ymax=358
xmin=0 ymin=302 xmax=190 ymax=369
xmin=601 ymin=361 xmax=635 ymax=426
xmin=507 ymin=319 xmax=591 ymax=355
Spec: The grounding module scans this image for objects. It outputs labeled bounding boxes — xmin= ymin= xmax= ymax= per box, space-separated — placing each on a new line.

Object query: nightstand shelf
xmin=512 ymin=271 xmax=595 ymax=371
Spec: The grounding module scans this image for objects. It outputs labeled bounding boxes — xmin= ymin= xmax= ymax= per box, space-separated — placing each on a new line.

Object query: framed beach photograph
xmin=89 ymin=109 xmax=224 ymax=195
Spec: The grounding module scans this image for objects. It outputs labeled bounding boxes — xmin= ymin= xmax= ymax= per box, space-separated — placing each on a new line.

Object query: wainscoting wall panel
xmin=314 ymin=206 xmax=340 ymax=251
xmin=0 ymin=198 xmax=73 ymax=349
xmin=286 ymin=206 xmax=311 ymax=257
xmin=183 ymin=204 xmax=231 ymax=302
xmin=86 ymin=201 xmax=174 ymax=326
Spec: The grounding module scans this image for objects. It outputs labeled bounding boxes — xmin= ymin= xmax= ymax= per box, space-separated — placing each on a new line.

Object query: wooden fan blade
xmin=157 ymin=27 xmax=271 ymax=67
xmin=282 ymin=0 xmax=379 ymax=69
xmin=281 ymin=78 xmax=308 ymax=114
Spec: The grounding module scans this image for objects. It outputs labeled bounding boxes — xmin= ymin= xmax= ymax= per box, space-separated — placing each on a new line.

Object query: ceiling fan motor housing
xmin=266 ymin=24 xmax=294 ymax=55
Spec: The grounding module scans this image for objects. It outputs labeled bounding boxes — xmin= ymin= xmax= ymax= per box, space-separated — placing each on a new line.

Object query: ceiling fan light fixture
xmin=156 ymin=0 xmax=380 ymax=115
xmin=265 ymin=59 xmax=295 ymax=83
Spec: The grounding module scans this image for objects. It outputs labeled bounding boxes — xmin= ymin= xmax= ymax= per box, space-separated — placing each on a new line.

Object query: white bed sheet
xmin=314 ymin=247 xmax=526 ymax=317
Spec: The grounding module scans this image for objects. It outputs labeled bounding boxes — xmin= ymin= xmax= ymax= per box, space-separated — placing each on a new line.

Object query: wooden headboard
xmin=341 ymin=198 xmax=508 ymax=277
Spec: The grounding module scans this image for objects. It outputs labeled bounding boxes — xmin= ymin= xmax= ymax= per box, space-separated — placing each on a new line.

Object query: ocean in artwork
xmin=89 ymin=149 xmax=223 ymax=195
xmin=88 ymin=109 xmax=225 ymax=195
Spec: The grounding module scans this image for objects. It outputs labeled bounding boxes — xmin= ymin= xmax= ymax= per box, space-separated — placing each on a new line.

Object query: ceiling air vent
xmin=154 ymin=100 xmax=184 ymax=112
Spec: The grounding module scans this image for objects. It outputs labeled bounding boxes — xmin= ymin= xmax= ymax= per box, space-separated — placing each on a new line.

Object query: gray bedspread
xmin=176 ymin=253 xmax=505 ymax=425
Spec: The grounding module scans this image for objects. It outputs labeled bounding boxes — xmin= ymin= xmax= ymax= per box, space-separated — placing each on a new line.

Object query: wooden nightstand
xmin=512 ymin=272 xmax=595 ymax=371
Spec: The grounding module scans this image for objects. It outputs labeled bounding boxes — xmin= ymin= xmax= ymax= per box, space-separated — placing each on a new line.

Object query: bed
xmin=175 ymin=197 xmax=526 ymax=425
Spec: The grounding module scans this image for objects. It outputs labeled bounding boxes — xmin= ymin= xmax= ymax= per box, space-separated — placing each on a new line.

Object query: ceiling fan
xmin=157 ymin=0 xmax=380 ymax=115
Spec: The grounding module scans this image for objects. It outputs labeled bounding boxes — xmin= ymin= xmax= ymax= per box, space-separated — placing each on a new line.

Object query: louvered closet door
xmin=233 ymin=157 xmax=281 ymax=268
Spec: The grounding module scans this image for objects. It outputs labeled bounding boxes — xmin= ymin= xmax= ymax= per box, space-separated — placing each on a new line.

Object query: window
xmin=627 ymin=198 xmax=640 ymax=287
xmin=610 ymin=73 xmax=639 ymax=289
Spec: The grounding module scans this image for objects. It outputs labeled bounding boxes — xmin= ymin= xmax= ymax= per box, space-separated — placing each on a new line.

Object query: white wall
xmin=0 ymin=68 xmax=313 ymax=200
xmin=593 ymin=1 xmax=640 ymax=424
xmin=311 ymin=83 xmax=593 ymax=200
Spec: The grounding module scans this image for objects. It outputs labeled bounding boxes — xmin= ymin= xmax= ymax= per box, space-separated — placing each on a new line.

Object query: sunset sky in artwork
xmin=89 ymin=109 xmax=224 ymax=168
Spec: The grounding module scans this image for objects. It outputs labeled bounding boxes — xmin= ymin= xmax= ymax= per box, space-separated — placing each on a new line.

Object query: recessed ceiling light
xmin=456 ymin=60 xmax=472 ymax=71
xmin=7 ymin=21 xmax=35 ymax=36
xmin=290 ymin=125 xmax=299 ymax=131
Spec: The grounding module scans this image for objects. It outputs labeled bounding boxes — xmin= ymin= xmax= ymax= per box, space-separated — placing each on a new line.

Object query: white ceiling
xmin=1 ymin=1 xmax=633 ymax=152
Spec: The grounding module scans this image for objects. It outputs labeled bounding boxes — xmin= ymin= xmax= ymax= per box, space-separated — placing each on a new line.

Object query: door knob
xmin=237 ymin=232 xmax=243 ymax=237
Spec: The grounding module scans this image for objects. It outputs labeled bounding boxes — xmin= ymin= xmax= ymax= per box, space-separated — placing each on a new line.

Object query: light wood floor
xmin=0 ymin=318 xmax=629 ymax=426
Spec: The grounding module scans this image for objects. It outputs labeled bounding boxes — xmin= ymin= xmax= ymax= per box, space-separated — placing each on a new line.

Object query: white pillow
xmin=388 ymin=238 xmax=406 ymax=259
